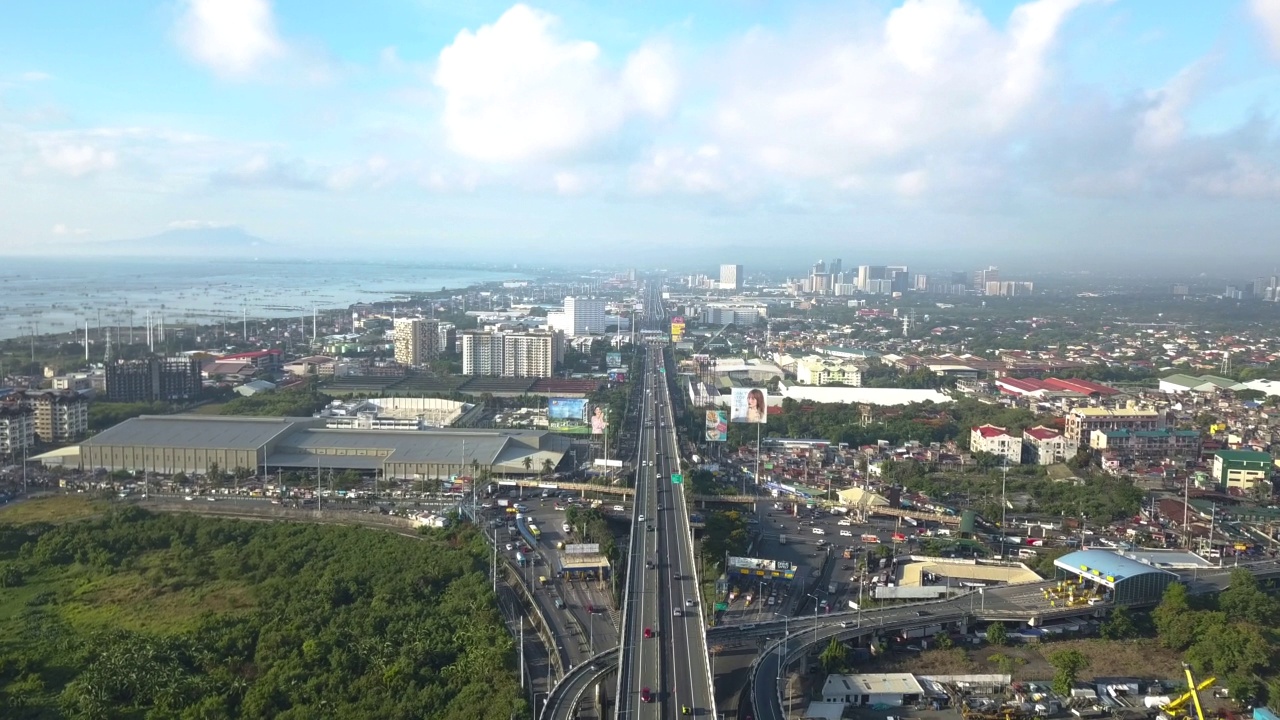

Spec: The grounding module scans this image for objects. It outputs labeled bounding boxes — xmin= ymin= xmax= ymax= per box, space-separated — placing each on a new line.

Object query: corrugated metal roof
xmin=83 ymin=416 xmax=311 ymax=450
xmin=1053 ymin=549 xmax=1176 ymax=585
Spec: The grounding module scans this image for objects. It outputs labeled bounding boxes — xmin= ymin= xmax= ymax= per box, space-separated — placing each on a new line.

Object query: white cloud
xmin=433 ymin=4 xmax=678 ymax=163
xmin=38 ymin=142 xmax=117 ymax=176
xmin=168 ymin=219 xmax=233 ymax=229
xmin=175 ymin=0 xmax=285 ymax=78
xmin=709 ymin=0 xmax=1093 ymax=182
xmin=1137 ymin=61 xmax=1207 ymax=150
xmin=51 ymin=223 xmax=89 ymax=236
xmin=20 ymin=71 xmax=52 ymax=82
xmin=553 ymin=171 xmax=584 ymax=195
xmin=1251 ymin=0 xmax=1280 ymax=59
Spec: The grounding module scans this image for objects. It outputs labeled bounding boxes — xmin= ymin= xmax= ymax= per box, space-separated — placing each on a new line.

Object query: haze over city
xmin=1 ymin=0 xmax=1280 ymax=270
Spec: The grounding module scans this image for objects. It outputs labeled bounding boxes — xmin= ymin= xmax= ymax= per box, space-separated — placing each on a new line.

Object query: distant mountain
xmin=82 ymin=226 xmax=280 ymax=257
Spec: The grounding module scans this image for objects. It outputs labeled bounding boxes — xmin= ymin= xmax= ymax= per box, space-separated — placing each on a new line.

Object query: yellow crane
xmin=1159 ymin=666 xmax=1213 ymax=720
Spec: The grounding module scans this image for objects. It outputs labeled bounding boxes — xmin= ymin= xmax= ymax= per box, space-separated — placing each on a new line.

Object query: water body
xmin=0 ymin=258 xmax=523 ymax=341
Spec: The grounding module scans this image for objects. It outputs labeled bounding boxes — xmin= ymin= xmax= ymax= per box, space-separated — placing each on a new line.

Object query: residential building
xmin=51 ymin=374 xmax=93 ymax=393
xmin=105 ymin=356 xmax=202 ymax=403
xmin=1213 ymin=450 xmax=1273 ymax=492
xmin=217 ymin=349 xmax=282 ymax=370
xmin=0 ymin=404 xmax=35 ymax=458
xmin=719 ymin=264 xmax=743 ymax=291
xmin=1023 ymin=425 xmax=1071 ymax=465
xmin=971 ymin=424 xmax=1022 ymax=465
xmin=26 ymin=391 xmax=89 ymax=442
xmin=973 ymin=266 xmax=999 ymax=290
xmin=393 ymin=317 xmax=440 ymax=367
xmin=796 ymin=358 xmax=863 ymax=386
xmin=461 ymin=330 xmax=562 ymax=378
xmin=1090 ymin=428 xmax=1202 ymax=464
xmin=563 ymin=297 xmax=606 ymax=336
xmin=1064 ymin=406 xmax=1164 ymax=450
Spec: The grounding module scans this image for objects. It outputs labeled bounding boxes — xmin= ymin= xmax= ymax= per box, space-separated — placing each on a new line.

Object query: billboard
xmin=548 ymin=398 xmax=591 ymax=434
xmin=564 ymin=543 xmax=602 ymax=555
xmin=608 ymin=370 xmax=627 ymax=383
xmin=590 ymin=406 xmax=607 ymax=435
xmin=705 ymin=410 xmax=728 ymax=442
xmin=727 ymin=556 xmax=796 ymax=580
xmin=729 ymin=387 xmax=768 ymax=424
xmin=671 ymin=315 xmax=685 ymax=343
xmin=606 ymin=352 xmax=623 ymax=368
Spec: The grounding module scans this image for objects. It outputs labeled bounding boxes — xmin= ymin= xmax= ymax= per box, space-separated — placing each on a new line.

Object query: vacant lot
xmin=878 ymin=638 xmax=1185 ymax=681
xmin=0 ymin=494 xmax=103 ymax=525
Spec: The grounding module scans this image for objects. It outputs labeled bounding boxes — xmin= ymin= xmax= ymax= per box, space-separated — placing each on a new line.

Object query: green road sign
xmin=671 ymin=473 xmax=683 ymax=484
xmin=714 ymin=602 xmax=728 ymax=612
xmin=659 ymin=367 xmax=665 ymax=373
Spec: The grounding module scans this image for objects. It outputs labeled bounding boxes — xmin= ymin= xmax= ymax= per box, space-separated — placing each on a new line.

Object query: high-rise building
xmin=0 ymin=404 xmax=35 ymax=458
xmin=462 ymin=330 xmax=563 ymax=378
xmin=106 ymin=357 xmax=202 ymax=403
xmin=563 ymin=297 xmax=606 ymax=336
xmin=888 ymin=265 xmax=909 ymax=294
xmin=393 ymin=317 xmax=441 ymax=366
xmin=973 ymin=266 xmax=999 ymax=292
xmin=857 ymin=265 xmax=886 ymax=292
xmin=25 ymin=391 xmax=88 ymax=442
xmin=719 ymin=264 xmax=743 ymax=291
xmin=829 ymin=258 xmax=842 ymax=278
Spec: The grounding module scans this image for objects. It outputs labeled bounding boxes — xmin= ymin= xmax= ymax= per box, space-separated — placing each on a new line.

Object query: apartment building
xmin=1064 ymin=406 xmax=1164 ymax=449
xmin=461 ymin=330 xmax=562 ymax=378
xmin=105 ymin=356 xmax=203 ymax=403
xmin=393 ymin=317 xmax=441 ymax=367
xmin=795 ymin=358 xmax=863 ymax=387
xmin=970 ymin=424 xmax=1022 ymax=465
xmin=720 ymin=264 xmax=743 ymax=291
xmin=563 ymin=297 xmax=607 ymax=337
xmin=0 ymin=404 xmax=35 ymax=458
xmin=1213 ymin=450 xmax=1273 ymax=492
xmin=26 ymin=391 xmax=89 ymax=443
xmin=1089 ymin=428 xmax=1202 ymax=464
xmin=1022 ymin=426 xmax=1071 ymax=465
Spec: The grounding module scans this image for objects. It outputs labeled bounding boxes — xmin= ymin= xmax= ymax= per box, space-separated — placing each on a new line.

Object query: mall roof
xmin=83 ymin=416 xmax=312 ymax=450
xmin=1053 ymin=549 xmax=1176 ymax=587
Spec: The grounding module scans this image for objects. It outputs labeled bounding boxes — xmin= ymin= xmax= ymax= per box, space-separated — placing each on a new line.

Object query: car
xmin=644 ymin=627 xmax=654 ymax=639
xmin=840 ymin=530 xmax=853 ymax=537
xmin=206 ymin=496 xmax=216 ymax=502
xmin=183 ymin=496 xmax=194 ymax=501
xmin=648 ymin=525 xmax=655 ymax=532
xmin=505 ymin=543 xmax=514 ymax=551
xmin=840 ymin=621 xmax=856 ymax=628
xmin=682 ymin=706 xmax=692 ymax=715
xmin=638 ymin=514 xmax=646 ymax=522
xmin=914 ymin=610 xmax=928 ymax=617
xmin=673 ymin=608 xmax=682 ymax=617
xmin=657 ymin=504 xmax=663 ymax=511
xmin=612 ymin=505 xmax=625 ymax=512
xmin=812 ymin=528 xmax=826 ymax=535
xmin=685 ymin=598 xmax=695 ymax=607
xmin=837 ymin=519 xmax=851 ymax=526
xmin=641 ymin=687 xmax=653 ymax=703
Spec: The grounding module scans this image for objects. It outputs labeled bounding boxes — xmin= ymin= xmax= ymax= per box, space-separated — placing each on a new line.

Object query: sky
xmin=2 ymin=0 xmax=1280 ymax=272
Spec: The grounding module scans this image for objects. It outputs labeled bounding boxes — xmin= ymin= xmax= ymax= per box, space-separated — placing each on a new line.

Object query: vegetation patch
xmin=0 ymin=495 xmax=103 ymax=525
xmin=0 ymin=507 xmax=525 ymax=719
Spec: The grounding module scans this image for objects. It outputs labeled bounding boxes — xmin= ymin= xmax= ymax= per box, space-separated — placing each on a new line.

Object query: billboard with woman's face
xmin=729 ymin=388 xmax=767 ymax=424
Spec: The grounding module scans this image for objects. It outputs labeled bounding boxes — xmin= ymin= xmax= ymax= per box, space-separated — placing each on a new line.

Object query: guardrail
xmin=540 ymin=648 xmax=619 ymax=720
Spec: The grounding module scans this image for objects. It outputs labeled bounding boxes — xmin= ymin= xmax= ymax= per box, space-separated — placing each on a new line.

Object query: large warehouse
xmin=1052 ymin=549 xmax=1177 ymax=606
xmin=74 ymin=415 xmax=571 ymax=480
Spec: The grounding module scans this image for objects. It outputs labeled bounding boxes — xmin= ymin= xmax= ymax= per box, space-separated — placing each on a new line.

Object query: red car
xmin=644 ymin=627 xmax=654 ymax=639
xmin=641 ymin=687 xmax=653 ymax=703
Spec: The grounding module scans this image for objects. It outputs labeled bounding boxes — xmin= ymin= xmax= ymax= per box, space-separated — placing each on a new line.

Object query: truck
xmin=497 ymin=498 xmax=511 ymax=508
xmin=778 ymin=534 xmax=788 ymax=545
xmin=515 ymin=551 xmax=527 ymax=567
xmin=861 ymin=534 xmax=880 ymax=543
xmin=828 ymin=581 xmax=839 ymax=594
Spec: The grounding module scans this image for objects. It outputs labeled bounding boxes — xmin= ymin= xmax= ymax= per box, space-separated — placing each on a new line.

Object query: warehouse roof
xmin=83 ymin=416 xmax=313 ymax=450
xmin=276 ymin=428 xmax=512 ymax=465
xmin=1053 ymin=549 xmax=1176 ymax=587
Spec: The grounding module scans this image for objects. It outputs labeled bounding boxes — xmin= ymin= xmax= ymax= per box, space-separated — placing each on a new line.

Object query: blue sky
xmin=2 ymin=0 xmax=1280 ymax=272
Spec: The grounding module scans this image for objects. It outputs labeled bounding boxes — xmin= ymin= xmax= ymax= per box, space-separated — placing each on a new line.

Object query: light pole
xmin=774 ymin=612 xmax=790 ymax=685
xmin=807 ymin=593 xmax=820 ymax=649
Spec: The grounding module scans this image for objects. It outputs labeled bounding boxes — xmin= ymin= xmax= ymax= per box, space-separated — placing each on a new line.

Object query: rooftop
xmin=1214 ymin=449 xmax=1272 ymax=462
xmin=822 ymin=673 xmax=924 ymax=697
xmin=83 ymin=416 xmax=313 ymax=451
xmin=1053 ymin=549 xmax=1177 ymax=587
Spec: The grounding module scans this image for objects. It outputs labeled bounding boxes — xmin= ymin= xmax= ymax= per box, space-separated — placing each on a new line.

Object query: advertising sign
xmin=590 ymin=406 xmax=607 ymax=435
xmin=729 ymin=387 xmax=768 ymax=424
xmin=564 ymin=543 xmax=601 ymax=555
xmin=606 ymin=352 xmax=623 ymax=368
xmin=671 ymin=315 xmax=686 ymax=343
xmin=608 ymin=370 xmax=628 ymax=383
xmin=705 ymin=410 xmax=728 ymax=442
xmin=548 ymin=398 xmax=591 ymax=434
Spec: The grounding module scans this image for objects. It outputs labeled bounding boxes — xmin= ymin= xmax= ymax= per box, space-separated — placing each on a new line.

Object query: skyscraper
xmin=719 ymin=264 xmax=743 ymax=291
xmin=563 ymin=297 xmax=607 ymax=336
xmin=461 ymin=330 xmax=562 ymax=377
xmin=393 ymin=317 xmax=440 ymax=367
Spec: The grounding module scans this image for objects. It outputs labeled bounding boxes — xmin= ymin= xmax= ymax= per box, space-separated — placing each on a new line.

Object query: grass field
xmin=0 ymin=494 xmax=103 ymax=525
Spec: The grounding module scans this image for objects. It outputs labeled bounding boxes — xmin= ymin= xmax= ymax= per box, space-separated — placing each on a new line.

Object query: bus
xmin=528 ymin=524 xmax=542 ymax=541
xmin=861 ymin=534 xmax=880 ymax=544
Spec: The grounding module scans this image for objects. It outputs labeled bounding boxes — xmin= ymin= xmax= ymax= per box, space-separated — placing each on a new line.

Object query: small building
xmin=796 ymin=358 xmax=863 ymax=387
xmin=234 ymin=380 xmax=277 ymax=397
xmin=1023 ymin=425 xmax=1070 ymax=465
xmin=1213 ymin=449 xmax=1273 ymax=491
xmin=802 ymin=701 xmax=846 ymax=720
xmin=1052 ymin=549 xmax=1177 ymax=606
xmin=822 ymin=673 xmax=924 ymax=707
xmin=971 ymin=424 xmax=1021 ymax=465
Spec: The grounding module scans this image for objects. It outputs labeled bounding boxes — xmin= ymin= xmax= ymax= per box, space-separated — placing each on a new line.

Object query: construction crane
xmin=1158 ymin=666 xmax=1213 ymax=720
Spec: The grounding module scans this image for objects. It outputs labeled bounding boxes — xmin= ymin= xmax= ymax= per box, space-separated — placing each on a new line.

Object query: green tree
xmin=1217 ymin=568 xmax=1280 ymax=626
xmin=1050 ymin=649 xmax=1089 ymax=697
xmin=986 ymin=621 xmax=1008 ymax=647
xmin=522 ymin=456 xmax=533 ymax=474
xmin=1153 ymin=583 xmax=1199 ymax=650
xmin=1100 ymin=606 xmax=1137 ymax=640
xmin=819 ymin=637 xmax=849 ymax=673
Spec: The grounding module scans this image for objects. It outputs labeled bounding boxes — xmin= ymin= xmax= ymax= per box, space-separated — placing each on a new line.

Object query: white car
xmin=840 ymin=530 xmax=853 ymax=537
xmin=811 ymin=528 xmax=826 ymax=535
xmin=613 ymin=505 xmax=625 ymax=512
xmin=506 ymin=543 xmax=514 ymax=551
xmin=837 ymin=519 xmax=852 ymax=526
xmin=638 ymin=514 xmax=646 ymax=522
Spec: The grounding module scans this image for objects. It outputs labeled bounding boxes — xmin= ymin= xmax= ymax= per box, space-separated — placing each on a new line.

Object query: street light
xmin=774 ymin=612 xmax=790 ymax=685
xmin=807 ymin=593 xmax=820 ymax=649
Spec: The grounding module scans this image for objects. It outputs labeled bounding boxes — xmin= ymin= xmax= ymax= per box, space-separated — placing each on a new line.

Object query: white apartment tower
xmin=462 ymin=330 xmax=562 ymax=378
xmin=0 ymin=405 xmax=35 ymax=458
xmin=393 ymin=317 xmax=440 ymax=367
xmin=720 ymin=264 xmax=743 ymax=291
xmin=563 ymin=297 xmax=606 ymax=337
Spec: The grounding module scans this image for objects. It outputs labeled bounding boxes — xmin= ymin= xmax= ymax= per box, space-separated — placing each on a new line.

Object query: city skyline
xmin=3 ymin=1 xmax=1280 ymax=269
